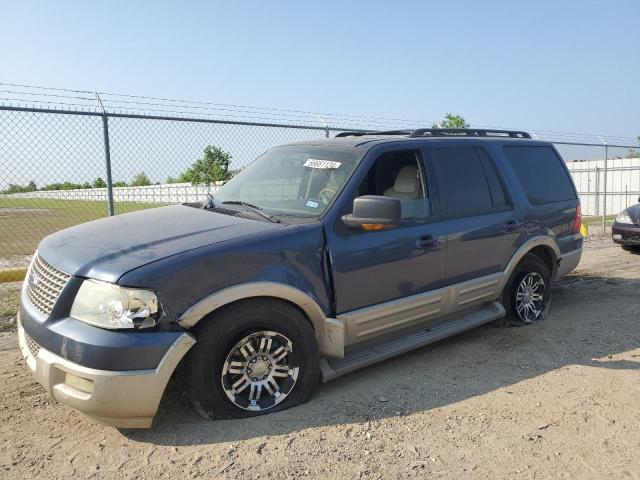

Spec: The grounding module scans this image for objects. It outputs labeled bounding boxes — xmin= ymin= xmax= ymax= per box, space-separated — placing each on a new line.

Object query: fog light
xmin=64 ymin=373 xmax=94 ymax=394
xmin=613 ymin=234 xmax=622 ymax=240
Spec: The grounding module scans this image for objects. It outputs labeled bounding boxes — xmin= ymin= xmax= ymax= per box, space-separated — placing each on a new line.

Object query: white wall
xmin=566 ymin=157 xmax=640 ymax=216
xmin=2 ymin=182 xmax=223 ymax=204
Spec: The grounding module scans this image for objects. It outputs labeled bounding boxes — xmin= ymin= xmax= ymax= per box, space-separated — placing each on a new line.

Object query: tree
xmin=432 ymin=113 xmax=470 ymax=129
xmin=187 ymin=146 xmax=232 ymax=185
xmin=93 ymin=177 xmax=106 ymax=188
xmin=177 ymin=168 xmax=194 ymax=183
xmin=113 ymin=181 xmax=128 ymax=188
xmin=131 ymin=172 xmax=151 ymax=187
xmin=1 ymin=181 xmax=37 ymax=194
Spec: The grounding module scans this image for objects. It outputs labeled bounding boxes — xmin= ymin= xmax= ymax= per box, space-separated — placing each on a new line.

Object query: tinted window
xmin=478 ymin=148 xmax=508 ymax=208
xmin=433 ymin=147 xmax=495 ymax=217
xmin=503 ymin=146 xmax=576 ymax=204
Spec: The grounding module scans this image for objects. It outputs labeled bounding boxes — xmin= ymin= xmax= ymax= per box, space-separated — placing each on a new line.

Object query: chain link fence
xmin=1 ymin=84 xmax=639 ymax=296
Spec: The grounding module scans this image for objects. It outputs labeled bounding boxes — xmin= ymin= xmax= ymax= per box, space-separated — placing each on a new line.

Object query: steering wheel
xmin=318 ymin=187 xmax=337 ymax=205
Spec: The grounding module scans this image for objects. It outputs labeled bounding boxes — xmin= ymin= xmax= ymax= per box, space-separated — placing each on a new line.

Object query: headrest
xmin=393 ymin=165 xmax=419 ymax=193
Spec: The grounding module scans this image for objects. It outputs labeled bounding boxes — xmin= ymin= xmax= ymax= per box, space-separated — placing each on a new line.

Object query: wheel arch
xmin=178 ymin=282 xmax=344 ymax=358
xmin=500 ymin=237 xmax=560 ymax=292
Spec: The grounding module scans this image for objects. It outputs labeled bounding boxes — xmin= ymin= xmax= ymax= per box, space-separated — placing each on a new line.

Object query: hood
xmin=38 ymin=205 xmax=285 ymax=282
xmin=625 ymin=203 xmax=640 ymax=222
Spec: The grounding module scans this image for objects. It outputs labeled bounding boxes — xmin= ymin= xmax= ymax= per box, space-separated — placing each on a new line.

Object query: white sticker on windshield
xmin=303 ymin=159 xmax=342 ymax=169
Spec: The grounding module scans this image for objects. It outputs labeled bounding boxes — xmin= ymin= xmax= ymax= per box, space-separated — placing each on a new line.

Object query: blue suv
xmin=18 ymin=129 xmax=583 ymax=428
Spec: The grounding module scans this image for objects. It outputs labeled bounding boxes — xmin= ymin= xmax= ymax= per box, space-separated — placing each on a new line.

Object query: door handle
xmin=416 ymin=234 xmax=437 ymax=249
xmin=502 ymin=219 xmax=522 ymax=232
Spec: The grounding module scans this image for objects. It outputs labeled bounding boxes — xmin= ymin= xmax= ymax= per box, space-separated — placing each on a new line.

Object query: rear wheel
xmin=185 ymin=299 xmax=319 ymax=419
xmin=498 ymin=254 xmax=551 ymax=327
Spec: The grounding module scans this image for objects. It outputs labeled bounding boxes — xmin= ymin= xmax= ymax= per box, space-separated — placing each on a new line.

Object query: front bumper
xmin=18 ymin=314 xmax=195 ymax=428
xmin=612 ymin=222 xmax=640 ymax=245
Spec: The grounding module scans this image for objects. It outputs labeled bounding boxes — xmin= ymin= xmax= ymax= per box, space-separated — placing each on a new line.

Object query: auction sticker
xmin=303 ymin=159 xmax=342 ymax=169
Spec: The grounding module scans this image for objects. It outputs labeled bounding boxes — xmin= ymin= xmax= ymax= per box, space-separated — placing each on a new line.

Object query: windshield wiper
xmin=221 ymin=200 xmax=281 ymax=223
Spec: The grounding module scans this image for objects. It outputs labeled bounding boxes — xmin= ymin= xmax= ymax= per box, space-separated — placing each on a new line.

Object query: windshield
xmin=212 ymin=145 xmax=361 ymax=217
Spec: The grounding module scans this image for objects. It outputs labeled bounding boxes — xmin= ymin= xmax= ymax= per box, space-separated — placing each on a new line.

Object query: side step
xmin=320 ymin=301 xmax=505 ymax=382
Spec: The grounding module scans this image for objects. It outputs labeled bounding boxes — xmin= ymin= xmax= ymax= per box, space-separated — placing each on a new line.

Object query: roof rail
xmin=334 ymin=129 xmax=411 ymax=138
xmin=335 ymin=128 xmax=531 ymax=139
xmin=409 ymin=128 xmax=531 ymax=139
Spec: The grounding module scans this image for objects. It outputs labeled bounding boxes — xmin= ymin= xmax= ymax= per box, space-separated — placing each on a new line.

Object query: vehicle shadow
xmin=122 ymin=272 xmax=640 ymax=446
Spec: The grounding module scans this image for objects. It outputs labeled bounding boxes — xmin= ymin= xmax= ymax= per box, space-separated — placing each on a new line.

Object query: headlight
xmin=616 ymin=211 xmax=633 ymax=224
xmin=70 ymin=279 xmax=159 ymax=329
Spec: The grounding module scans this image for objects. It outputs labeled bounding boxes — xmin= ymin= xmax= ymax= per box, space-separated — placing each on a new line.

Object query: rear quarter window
xmin=503 ymin=145 xmax=576 ymax=205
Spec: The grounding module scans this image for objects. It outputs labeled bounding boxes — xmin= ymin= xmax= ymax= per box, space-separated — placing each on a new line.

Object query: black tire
xmin=496 ymin=253 xmax=552 ymax=327
xmin=621 ymin=245 xmax=640 ymax=253
xmin=185 ymin=298 xmax=319 ymax=420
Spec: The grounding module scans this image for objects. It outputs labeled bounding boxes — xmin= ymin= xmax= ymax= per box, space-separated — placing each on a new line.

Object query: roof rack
xmin=335 ymin=128 xmax=531 ymax=139
xmin=334 ymin=129 xmax=411 ymax=138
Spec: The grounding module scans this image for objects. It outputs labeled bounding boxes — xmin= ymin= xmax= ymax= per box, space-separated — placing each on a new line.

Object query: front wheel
xmin=621 ymin=245 xmax=640 ymax=253
xmin=185 ymin=299 xmax=319 ymax=419
xmin=498 ymin=254 xmax=551 ymax=327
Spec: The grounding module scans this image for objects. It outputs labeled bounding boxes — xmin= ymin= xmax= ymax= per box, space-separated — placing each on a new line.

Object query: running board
xmin=320 ymin=301 xmax=505 ymax=382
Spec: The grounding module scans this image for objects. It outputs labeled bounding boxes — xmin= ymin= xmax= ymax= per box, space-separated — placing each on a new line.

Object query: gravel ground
xmin=1 ymin=245 xmax=639 ymax=479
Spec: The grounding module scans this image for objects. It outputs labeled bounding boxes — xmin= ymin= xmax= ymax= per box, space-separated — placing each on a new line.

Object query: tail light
xmin=572 ymin=204 xmax=582 ymax=234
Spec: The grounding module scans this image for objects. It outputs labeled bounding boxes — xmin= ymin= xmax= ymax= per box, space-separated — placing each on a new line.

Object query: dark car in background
xmin=17 ymin=128 xmax=583 ymax=428
xmin=612 ymin=198 xmax=640 ymax=252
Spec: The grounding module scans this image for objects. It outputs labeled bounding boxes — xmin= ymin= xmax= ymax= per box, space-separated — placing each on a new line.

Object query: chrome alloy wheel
xmin=221 ymin=331 xmax=298 ymax=411
xmin=515 ymin=272 xmax=546 ymax=323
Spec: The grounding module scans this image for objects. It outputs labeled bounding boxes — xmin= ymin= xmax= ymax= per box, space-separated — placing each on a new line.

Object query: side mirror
xmin=342 ymin=195 xmax=401 ymax=230
xmin=637 ymin=195 xmax=640 ymax=204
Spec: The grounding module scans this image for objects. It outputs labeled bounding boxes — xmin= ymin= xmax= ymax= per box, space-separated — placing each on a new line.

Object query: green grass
xmin=0 ymin=197 xmax=162 ymax=258
xmin=0 ymin=282 xmax=21 ymax=331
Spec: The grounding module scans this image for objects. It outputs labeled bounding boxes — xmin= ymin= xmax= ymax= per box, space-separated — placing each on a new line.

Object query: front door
xmin=327 ymin=147 xmax=446 ymax=344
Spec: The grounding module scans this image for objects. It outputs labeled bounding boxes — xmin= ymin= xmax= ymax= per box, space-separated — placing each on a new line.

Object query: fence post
xmin=316 ymin=114 xmax=329 ymax=138
xmin=95 ymin=92 xmax=114 ymax=216
xmin=601 ymin=141 xmax=608 ymax=233
xmin=101 ymin=115 xmax=115 ymax=216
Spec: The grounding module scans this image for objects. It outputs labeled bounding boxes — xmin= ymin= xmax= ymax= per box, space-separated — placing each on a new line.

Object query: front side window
xmin=432 ymin=146 xmax=506 ymax=217
xmin=213 ymin=145 xmax=362 ymax=217
xmin=356 ymin=149 xmax=429 ymax=221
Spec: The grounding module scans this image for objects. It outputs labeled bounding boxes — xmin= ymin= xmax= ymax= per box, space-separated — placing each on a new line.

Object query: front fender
xmin=178 ymin=282 xmax=344 ymax=358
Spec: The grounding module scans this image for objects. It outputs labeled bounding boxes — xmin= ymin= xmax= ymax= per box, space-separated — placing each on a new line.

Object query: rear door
xmin=426 ymin=144 xmax=522 ymax=286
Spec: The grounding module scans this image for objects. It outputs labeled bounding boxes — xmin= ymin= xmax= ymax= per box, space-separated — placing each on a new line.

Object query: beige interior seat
xmin=384 ymin=165 xmax=422 ymax=200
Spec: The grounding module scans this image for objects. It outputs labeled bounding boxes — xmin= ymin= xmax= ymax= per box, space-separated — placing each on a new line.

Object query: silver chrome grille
xmin=26 ymin=254 xmax=70 ymax=317
xmin=24 ymin=331 xmax=41 ymax=359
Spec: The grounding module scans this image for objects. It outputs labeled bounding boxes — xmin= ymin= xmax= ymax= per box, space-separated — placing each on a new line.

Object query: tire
xmin=621 ymin=245 xmax=640 ymax=253
xmin=185 ymin=298 xmax=319 ymax=420
xmin=497 ymin=253 xmax=551 ymax=327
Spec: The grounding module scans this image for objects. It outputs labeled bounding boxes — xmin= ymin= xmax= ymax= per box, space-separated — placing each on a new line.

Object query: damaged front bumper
xmin=17 ymin=314 xmax=195 ymax=428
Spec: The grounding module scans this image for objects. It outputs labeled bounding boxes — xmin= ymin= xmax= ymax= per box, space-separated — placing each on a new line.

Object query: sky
xmin=0 ymin=0 xmax=639 ymax=141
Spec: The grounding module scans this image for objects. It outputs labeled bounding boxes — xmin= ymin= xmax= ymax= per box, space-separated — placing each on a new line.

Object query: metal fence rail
xmin=1 ymin=85 xmax=640 ymax=279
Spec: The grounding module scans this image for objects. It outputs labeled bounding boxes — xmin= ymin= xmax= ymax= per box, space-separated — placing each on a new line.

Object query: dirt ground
xmin=0 ymin=245 xmax=639 ymax=479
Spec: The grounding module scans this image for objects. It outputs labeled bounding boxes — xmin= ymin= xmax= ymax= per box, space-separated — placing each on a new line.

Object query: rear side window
xmin=503 ymin=146 xmax=576 ymax=204
xmin=432 ymin=147 xmax=508 ymax=217
xmin=478 ymin=148 xmax=507 ymax=208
